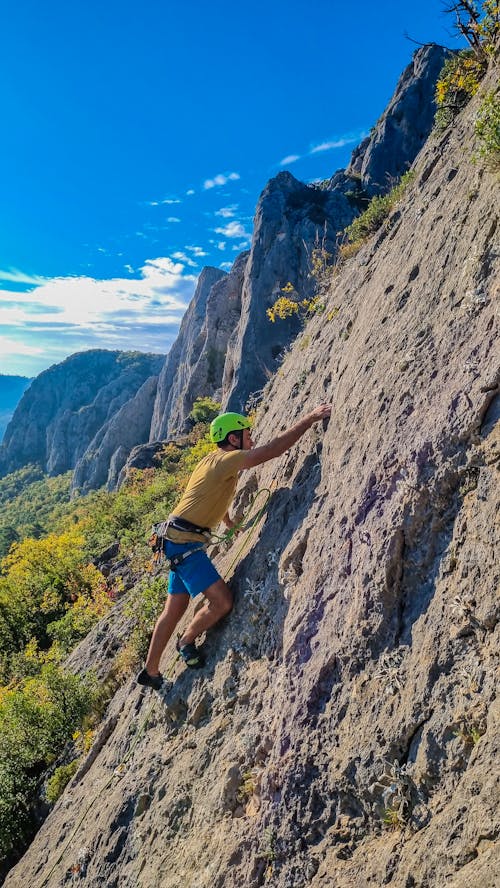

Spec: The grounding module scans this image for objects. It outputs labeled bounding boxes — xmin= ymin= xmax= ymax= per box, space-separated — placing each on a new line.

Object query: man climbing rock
xmin=137 ymin=404 xmax=331 ymax=689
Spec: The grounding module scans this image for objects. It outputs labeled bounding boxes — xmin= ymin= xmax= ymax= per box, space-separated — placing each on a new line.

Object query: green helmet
xmin=210 ymin=412 xmax=252 ymax=444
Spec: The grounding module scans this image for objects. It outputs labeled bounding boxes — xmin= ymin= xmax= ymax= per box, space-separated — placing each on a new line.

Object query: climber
xmin=137 ymin=404 xmax=331 ymax=689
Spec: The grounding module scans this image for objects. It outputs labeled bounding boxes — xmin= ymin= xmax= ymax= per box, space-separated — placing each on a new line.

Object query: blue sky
xmin=0 ymin=0 xmax=463 ymax=377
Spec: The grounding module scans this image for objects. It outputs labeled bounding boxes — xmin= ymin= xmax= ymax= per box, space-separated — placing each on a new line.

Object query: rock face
xmin=222 ymin=172 xmax=355 ymax=411
xmin=346 ymin=43 xmax=450 ymax=193
xmin=149 ymin=266 xmax=227 ymax=440
xmin=222 ymin=43 xmax=448 ymax=412
xmin=5 ymin=60 xmax=499 ymax=888
xmin=71 ymin=375 xmax=160 ymax=493
xmin=0 ymin=351 xmax=164 ymax=481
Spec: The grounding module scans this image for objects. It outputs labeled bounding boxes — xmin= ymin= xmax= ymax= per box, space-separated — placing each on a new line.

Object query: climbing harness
xmin=148 ymin=488 xmax=272 ymax=572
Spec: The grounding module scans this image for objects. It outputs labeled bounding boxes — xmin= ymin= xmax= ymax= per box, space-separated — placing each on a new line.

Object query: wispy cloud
xmin=310 ymin=137 xmax=357 ymax=153
xmin=278 ymin=130 xmax=365 ymax=167
xmin=186 ymin=245 xmax=208 ymax=257
xmin=0 ymin=267 xmax=48 ymax=286
xmin=167 ymin=216 xmax=181 ymax=223
xmin=214 ymin=220 xmax=250 ymax=240
xmin=186 ymin=189 xmax=195 ymax=196
xmin=172 ymin=251 xmax=198 ymax=268
xmin=215 ymin=205 xmax=238 ymax=218
xmin=0 ymin=258 xmax=197 ymax=375
xmin=279 ymin=154 xmax=300 ymax=166
xmin=203 ymin=172 xmax=240 ymax=190
xmin=146 ymin=197 xmax=181 ymax=206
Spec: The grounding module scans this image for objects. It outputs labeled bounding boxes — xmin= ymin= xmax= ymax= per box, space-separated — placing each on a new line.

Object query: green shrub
xmin=340 ymin=170 xmax=415 ymax=255
xmin=435 ymin=50 xmax=487 ymax=131
xmin=45 ymin=760 xmax=79 ymax=803
xmin=125 ymin=576 xmax=169 ymax=659
xmin=0 ymin=664 xmax=95 ymax=860
xmin=0 ymin=469 xmax=72 ymax=559
xmin=189 ymin=396 xmax=221 ymax=425
xmin=434 ymin=2 xmax=499 ymax=131
xmin=475 ymin=89 xmax=500 ymax=165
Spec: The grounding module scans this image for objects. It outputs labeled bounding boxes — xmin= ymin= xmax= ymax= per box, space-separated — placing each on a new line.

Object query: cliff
xmin=0 ymin=351 xmax=164 ymax=483
xmin=5 ymin=56 xmax=498 ymax=888
xmin=149 ymin=266 xmax=227 ymax=440
xmin=151 ymin=44 xmax=449 ymax=431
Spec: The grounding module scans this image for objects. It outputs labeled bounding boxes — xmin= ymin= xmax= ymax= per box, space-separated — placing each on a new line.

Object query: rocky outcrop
xmin=222 ymin=173 xmax=355 ymax=411
xmin=5 ymin=56 xmax=499 ymax=888
xmin=0 ymin=351 xmax=164 ymax=481
xmin=71 ymin=375 xmax=160 ymax=493
xmin=115 ymin=440 xmax=166 ymax=488
xmin=345 ymin=43 xmax=451 ymax=193
xmin=149 ymin=266 xmax=226 ymax=440
xmin=222 ymin=43 xmax=449 ymax=412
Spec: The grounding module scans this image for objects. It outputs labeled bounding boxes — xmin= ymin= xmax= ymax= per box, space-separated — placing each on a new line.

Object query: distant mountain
xmin=0 ymin=351 xmax=164 ymax=486
xmin=0 ymin=375 xmax=32 ymax=442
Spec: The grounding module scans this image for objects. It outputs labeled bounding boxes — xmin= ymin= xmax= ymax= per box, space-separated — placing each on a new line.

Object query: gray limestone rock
xmin=72 ymin=374 xmax=160 ymax=494
xmin=222 ymin=45 xmax=449 ymax=413
xmin=222 ymin=172 xmax=355 ymax=412
xmin=0 ymin=350 xmax=164 ymax=480
xmin=149 ymin=266 xmax=227 ymax=440
xmin=115 ymin=440 xmax=167 ymax=489
xmin=345 ymin=43 xmax=451 ymax=194
xmin=159 ymin=252 xmax=248 ymax=437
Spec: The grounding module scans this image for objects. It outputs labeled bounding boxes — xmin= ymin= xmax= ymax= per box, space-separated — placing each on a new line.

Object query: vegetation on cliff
xmin=0 ymin=420 xmax=216 ymax=869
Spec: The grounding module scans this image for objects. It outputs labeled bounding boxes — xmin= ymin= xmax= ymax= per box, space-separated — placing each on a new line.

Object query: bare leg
xmin=179 ymin=578 xmax=233 ymax=645
xmin=145 ymin=593 xmax=190 ymax=675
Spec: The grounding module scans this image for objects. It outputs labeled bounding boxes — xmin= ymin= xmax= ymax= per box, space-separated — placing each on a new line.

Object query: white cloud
xmin=146 ymin=197 xmax=181 ymax=206
xmin=172 ymin=251 xmax=198 ymax=268
xmin=220 ymin=262 xmax=232 ymax=270
xmin=215 ymin=205 xmax=238 ymax=218
xmin=203 ymin=172 xmax=240 ymax=190
xmin=310 ymin=137 xmax=357 ymax=153
xmin=279 ymin=154 xmax=301 ymax=166
xmin=0 ymin=335 xmax=44 ymax=357
xmin=167 ymin=216 xmax=181 ymax=223
xmin=0 ymin=257 xmax=197 ymax=375
xmin=0 ymin=267 xmax=47 ymax=286
xmin=217 ymin=242 xmax=226 ymax=251
xmin=186 ymin=189 xmax=195 ymax=196
xmin=214 ymin=220 xmax=250 ymax=239
xmin=277 ymin=130 xmax=366 ymax=168
xmin=186 ymin=245 xmax=208 ymax=257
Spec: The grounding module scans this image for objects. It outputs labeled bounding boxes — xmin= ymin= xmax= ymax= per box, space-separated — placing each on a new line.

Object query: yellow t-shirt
xmin=168 ymin=449 xmax=247 ymax=542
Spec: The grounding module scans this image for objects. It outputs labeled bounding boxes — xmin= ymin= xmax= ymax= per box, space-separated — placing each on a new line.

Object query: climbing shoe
xmin=137 ymin=668 xmax=164 ymax=690
xmin=176 ymin=638 xmax=205 ymax=669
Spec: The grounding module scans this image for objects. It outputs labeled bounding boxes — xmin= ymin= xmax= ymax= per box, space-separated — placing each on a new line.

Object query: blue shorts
xmin=164 ymin=540 xmax=221 ymax=598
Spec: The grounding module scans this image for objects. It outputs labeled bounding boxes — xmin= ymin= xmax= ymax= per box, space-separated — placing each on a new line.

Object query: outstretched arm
xmin=240 ymin=404 xmax=331 ymax=470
